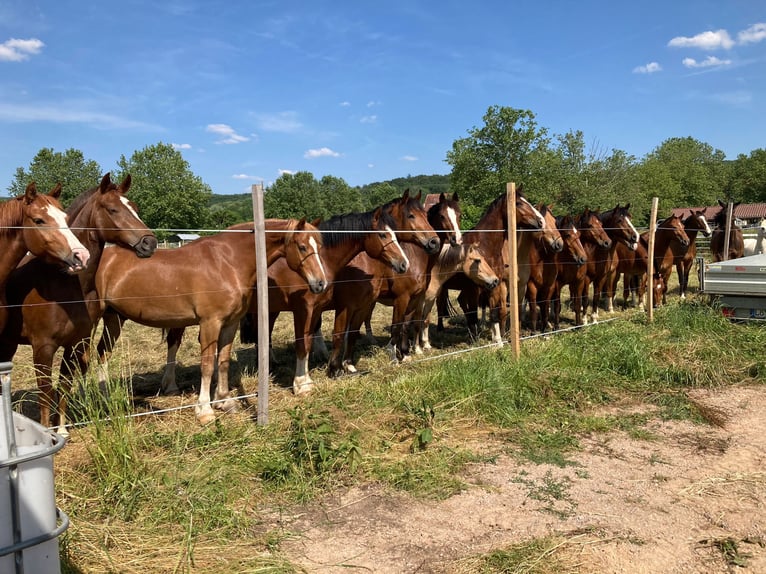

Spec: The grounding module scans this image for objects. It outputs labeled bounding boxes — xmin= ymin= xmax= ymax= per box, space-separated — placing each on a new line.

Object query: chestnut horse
xmin=162 ymin=191 xmax=437 ymax=396
xmin=651 ymin=215 xmax=690 ymax=305
xmin=326 ymin=195 xmax=499 ymax=375
xmin=585 ymin=204 xmax=639 ymax=323
xmin=95 ymin=219 xmax=327 ymax=424
xmin=612 ymin=233 xmax=664 ymax=311
xmin=710 ymin=200 xmax=744 ymax=262
xmin=0 ymin=182 xmax=90 ymax=332
xmin=526 ymin=213 xmax=587 ymax=332
xmin=675 ymin=208 xmax=712 ymax=299
xmin=554 ymin=208 xmax=611 ymax=327
xmin=0 ymin=174 xmax=157 ymax=433
xmin=433 ymin=189 xmax=546 ymax=344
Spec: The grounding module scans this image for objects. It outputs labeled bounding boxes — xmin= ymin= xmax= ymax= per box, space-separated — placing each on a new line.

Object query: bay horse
xmin=159 ymin=191 xmax=437 ymax=396
xmin=585 ymin=204 xmax=639 ymax=323
xmin=743 ymin=218 xmax=766 ymax=256
xmin=554 ymin=208 xmax=611 ymax=327
xmin=674 ymin=208 xmax=712 ymax=299
xmin=526 ymin=213 xmax=587 ymax=332
xmin=710 ymin=200 xmax=744 ymax=262
xmin=651 ymin=214 xmax=690 ymax=305
xmin=432 ymin=189 xmax=547 ymax=344
xmin=0 ymin=174 xmax=157 ymax=433
xmin=95 ymin=218 xmax=328 ymax=424
xmin=0 ymin=182 xmax=90 ymax=332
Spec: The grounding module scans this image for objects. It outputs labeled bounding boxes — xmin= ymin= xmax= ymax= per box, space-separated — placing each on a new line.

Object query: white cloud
xmin=401 ymin=155 xmax=418 ymax=162
xmin=339 ymin=101 xmax=351 ymax=107
xmin=304 ymin=147 xmax=340 ymax=159
xmin=0 ymin=37 xmax=44 ymax=62
xmin=232 ymin=173 xmax=260 ymax=180
xmin=738 ymin=23 xmax=766 ymax=45
xmin=682 ymin=56 xmax=731 ymax=68
xmin=278 ymin=169 xmax=295 ymax=176
xmin=633 ymin=62 xmax=662 ymax=74
xmin=367 ymin=163 xmax=375 ymax=168
xmin=668 ymin=29 xmax=734 ymax=50
xmin=252 ymin=111 xmax=302 ymax=133
xmin=206 ymin=123 xmax=249 ymax=144
xmin=0 ymin=102 xmax=157 ymax=129
xmin=360 ymin=115 xmax=377 ymax=124
xmin=172 ymin=142 xmax=191 ymax=150
xmin=366 ymin=100 xmax=381 ymax=108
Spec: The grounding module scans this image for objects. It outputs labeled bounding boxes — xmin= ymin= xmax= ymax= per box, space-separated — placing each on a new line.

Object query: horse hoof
xmin=294 ymin=381 xmax=314 ymax=395
xmin=215 ymin=399 xmax=240 ymax=413
xmin=401 ymin=354 xmax=413 ymax=363
xmin=344 ymin=363 xmax=358 ymax=374
xmin=197 ymin=411 xmax=216 ymax=425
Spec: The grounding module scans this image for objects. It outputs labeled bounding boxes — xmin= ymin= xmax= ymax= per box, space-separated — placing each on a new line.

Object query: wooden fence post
xmin=722 ymin=201 xmax=734 ymax=261
xmin=647 ymin=197 xmax=658 ymax=322
xmin=251 ymin=183 xmax=269 ymax=425
xmin=506 ymin=183 xmax=520 ymax=359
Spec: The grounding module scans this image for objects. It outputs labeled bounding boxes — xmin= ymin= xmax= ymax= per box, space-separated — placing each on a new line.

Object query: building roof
xmin=423 ymin=193 xmax=441 ymax=211
xmin=671 ymin=203 xmax=766 ymax=222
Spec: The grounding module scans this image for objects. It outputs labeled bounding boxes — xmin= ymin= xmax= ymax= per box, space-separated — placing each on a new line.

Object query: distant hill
xmin=207 ymin=173 xmax=452 ymax=223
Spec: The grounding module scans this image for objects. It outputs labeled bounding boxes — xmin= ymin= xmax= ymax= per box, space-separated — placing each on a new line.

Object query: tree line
xmin=7 ymin=106 xmax=766 ymax=235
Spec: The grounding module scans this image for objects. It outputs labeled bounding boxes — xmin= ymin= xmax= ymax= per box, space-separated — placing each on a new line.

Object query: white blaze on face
xmin=119 ymin=195 xmax=142 ymax=222
xmin=385 ymin=225 xmax=409 ymax=267
xmin=446 ymin=206 xmax=462 ymax=244
xmin=524 ymin=199 xmax=545 ymax=229
xmin=626 ymin=216 xmax=640 ymax=244
xmin=699 ymin=215 xmax=713 ymax=236
xmin=45 ymin=204 xmax=88 ymax=252
xmin=308 ymin=236 xmax=327 ymax=282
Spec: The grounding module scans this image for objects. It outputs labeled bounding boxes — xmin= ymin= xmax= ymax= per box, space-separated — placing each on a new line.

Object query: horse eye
xmin=33 ymin=218 xmax=45 ymax=225
xmin=378 ymin=232 xmax=387 ymax=239
xmin=299 ymin=245 xmax=307 ymax=252
xmin=408 ymin=213 xmax=415 ymax=219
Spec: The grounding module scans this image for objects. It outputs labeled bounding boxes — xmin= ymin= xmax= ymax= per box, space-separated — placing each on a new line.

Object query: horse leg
xmin=212 ymin=322 xmax=241 ymax=413
xmin=293 ymin=307 xmax=318 ymax=394
xmin=32 ymin=345 xmax=57 ymax=430
xmin=57 ymin=344 xmax=90 ymax=436
xmin=327 ymin=307 xmax=349 ymax=378
xmin=525 ymin=282 xmax=538 ymax=332
xmin=96 ymin=308 xmax=126 ymax=385
xmin=195 ymin=321 xmax=221 ymax=425
xmin=390 ymin=297 xmax=411 ymax=361
xmin=162 ymin=327 xmax=184 ymax=395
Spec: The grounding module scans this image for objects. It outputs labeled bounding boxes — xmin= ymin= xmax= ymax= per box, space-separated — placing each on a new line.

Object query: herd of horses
xmin=0 ymin=175 xmax=750 ymax=431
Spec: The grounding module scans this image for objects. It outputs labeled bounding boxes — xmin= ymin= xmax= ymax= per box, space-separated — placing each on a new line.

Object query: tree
xmin=263 ymin=171 xmax=323 ymax=220
xmin=113 ymin=142 xmax=212 ymax=235
xmin=446 ymin=106 xmax=551 ymax=220
xmin=8 ymin=148 xmax=102 ymax=204
xmin=730 ymin=149 xmax=766 ymax=204
xmin=318 ymin=175 xmax=363 ymax=217
xmin=360 ymin=182 xmax=400 ymax=211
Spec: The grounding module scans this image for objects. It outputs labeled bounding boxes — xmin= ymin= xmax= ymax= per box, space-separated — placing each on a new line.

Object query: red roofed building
xmin=671 ymin=203 xmax=766 ymax=227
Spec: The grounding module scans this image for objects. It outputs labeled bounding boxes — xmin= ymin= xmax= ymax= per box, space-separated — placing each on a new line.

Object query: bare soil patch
xmin=278 ymin=385 xmax=766 ymax=573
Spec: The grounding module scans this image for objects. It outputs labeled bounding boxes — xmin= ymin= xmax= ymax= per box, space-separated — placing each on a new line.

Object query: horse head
xmin=428 ymin=192 xmax=462 ymax=247
xmin=384 ymin=190 xmax=440 ymax=254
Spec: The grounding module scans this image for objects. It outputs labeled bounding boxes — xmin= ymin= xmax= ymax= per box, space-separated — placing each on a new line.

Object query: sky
xmin=0 ymin=1 xmax=764 ymax=196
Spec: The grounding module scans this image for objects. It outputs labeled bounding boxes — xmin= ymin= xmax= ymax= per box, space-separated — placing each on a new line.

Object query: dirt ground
xmin=276 ymin=384 xmax=766 ymax=573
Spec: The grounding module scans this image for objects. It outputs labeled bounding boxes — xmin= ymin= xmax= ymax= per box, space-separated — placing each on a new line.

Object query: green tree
xmin=318 ymin=175 xmax=363 ymax=217
xmin=263 ymin=171 xmax=323 ymax=220
xmin=730 ymin=149 xmax=766 ymax=204
xmin=113 ymin=142 xmax=212 ymax=235
xmin=361 ymin=182 xmax=400 ymax=210
xmin=446 ymin=106 xmax=551 ymax=221
xmin=8 ymin=148 xmax=102 ymax=204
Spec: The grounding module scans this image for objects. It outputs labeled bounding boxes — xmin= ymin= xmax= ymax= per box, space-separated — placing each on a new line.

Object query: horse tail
xmin=239 ymin=313 xmax=257 ymax=344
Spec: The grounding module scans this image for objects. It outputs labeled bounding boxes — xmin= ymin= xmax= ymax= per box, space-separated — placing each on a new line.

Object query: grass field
xmin=6 ymin=255 xmax=766 ymax=572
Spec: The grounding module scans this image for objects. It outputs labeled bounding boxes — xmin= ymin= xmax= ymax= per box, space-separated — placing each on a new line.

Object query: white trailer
xmin=698 ymin=253 xmax=766 ymax=320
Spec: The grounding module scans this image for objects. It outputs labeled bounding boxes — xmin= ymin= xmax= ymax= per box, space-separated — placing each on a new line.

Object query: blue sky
xmin=1 ymin=1 xmax=764 ymax=196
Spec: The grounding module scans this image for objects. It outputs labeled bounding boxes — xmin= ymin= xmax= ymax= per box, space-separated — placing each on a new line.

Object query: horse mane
xmin=319 ymin=208 xmax=396 ymax=248
xmin=381 ymin=192 xmax=425 ymax=215
xmin=0 ymin=197 xmax=24 ymax=239
xmin=66 ymin=184 xmax=102 ymax=221
xmin=437 ymin=243 xmax=463 ymax=267
xmin=712 ymin=202 xmax=741 ymax=228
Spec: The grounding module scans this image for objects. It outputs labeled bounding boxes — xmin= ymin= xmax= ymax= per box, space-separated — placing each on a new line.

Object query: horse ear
xmin=120 ymin=174 xmax=132 ymax=193
xmin=625 ymin=203 xmax=631 ymax=210
xmin=297 ymin=216 xmax=307 ymax=229
xmin=99 ymin=173 xmax=112 ymax=193
xmin=372 ymin=206 xmax=382 ymax=225
xmin=24 ymin=181 xmax=38 ymax=203
xmin=402 ymin=188 xmax=410 ymax=200
xmin=415 ymin=189 xmax=422 ymax=201
xmin=311 ymin=217 xmax=322 ymax=226
xmin=48 ymin=182 xmax=63 ymax=199
xmin=452 ymin=191 xmax=459 ymax=202
xmin=439 ymin=192 xmax=446 ymax=202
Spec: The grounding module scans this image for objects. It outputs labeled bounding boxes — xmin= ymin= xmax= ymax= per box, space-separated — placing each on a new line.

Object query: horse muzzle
xmin=64 ymin=247 xmax=91 ymax=273
xmin=423 ymin=236 xmax=440 ymax=255
xmin=308 ymin=277 xmax=328 ymax=294
xmin=134 ymin=235 xmax=159 ymax=258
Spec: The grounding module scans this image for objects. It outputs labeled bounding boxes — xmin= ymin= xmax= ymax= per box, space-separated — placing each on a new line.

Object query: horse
xmin=612 ymin=233 xmax=664 ymax=311
xmin=0 ymin=182 xmax=90 ymax=332
xmin=651 ymin=214 xmax=690 ymax=305
xmin=95 ymin=218 xmax=328 ymax=424
xmin=326 ymin=195 xmax=499 ymax=375
xmin=161 ymin=191 xmax=439 ymax=396
xmin=526 ymin=213 xmax=587 ymax=332
xmin=431 ymin=189 xmax=548 ymax=344
xmin=743 ymin=218 xmax=766 ymax=256
xmin=710 ymin=200 xmax=744 ymax=262
xmin=585 ymin=204 xmax=639 ymax=323
xmin=552 ymin=208 xmax=611 ymax=328
xmin=0 ymin=173 xmax=157 ymax=433
xmin=674 ymin=208 xmax=712 ymax=299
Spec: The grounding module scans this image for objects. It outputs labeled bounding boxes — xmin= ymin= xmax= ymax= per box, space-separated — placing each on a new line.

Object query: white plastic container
xmin=1 ymin=365 xmax=68 ymax=574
